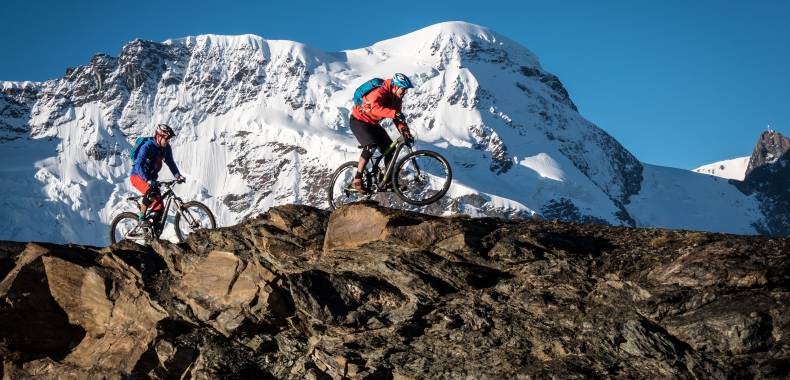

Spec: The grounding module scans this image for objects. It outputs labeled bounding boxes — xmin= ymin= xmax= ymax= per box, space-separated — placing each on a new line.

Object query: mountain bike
xmin=328 ymin=131 xmax=452 ymax=209
xmin=109 ymin=179 xmax=216 ymax=244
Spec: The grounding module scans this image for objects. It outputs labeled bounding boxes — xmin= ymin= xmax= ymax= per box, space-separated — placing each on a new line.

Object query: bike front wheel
xmin=174 ymin=201 xmax=216 ymax=242
xmin=327 ymin=161 xmax=370 ymax=210
xmin=109 ymin=212 xmax=149 ymax=245
xmin=393 ymin=150 xmax=452 ymax=205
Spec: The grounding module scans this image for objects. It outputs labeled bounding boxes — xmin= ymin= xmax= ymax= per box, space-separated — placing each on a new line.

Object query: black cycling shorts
xmin=349 ymin=117 xmax=393 ymax=152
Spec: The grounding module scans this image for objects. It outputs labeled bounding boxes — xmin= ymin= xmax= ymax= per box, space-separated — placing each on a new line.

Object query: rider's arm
xmin=364 ymin=88 xmax=397 ymax=120
xmin=164 ymin=146 xmax=182 ymax=177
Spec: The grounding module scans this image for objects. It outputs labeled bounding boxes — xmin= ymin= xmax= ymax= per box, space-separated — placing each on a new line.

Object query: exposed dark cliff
xmin=1 ymin=203 xmax=788 ymax=378
xmin=738 ymin=131 xmax=790 ymax=236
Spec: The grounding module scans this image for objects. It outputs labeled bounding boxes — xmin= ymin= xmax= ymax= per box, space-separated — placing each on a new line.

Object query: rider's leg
xmin=370 ymin=127 xmax=394 ymax=183
xmin=140 ymin=187 xmax=163 ymax=227
xmin=130 ymin=175 xmax=163 ymax=219
xmin=357 ymin=145 xmax=375 ymax=173
xmin=349 ymin=117 xmax=380 ymax=193
xmin=145 ymin=187 xmax=163 ymax=212
xmin=130 ymin=175 xmax=152 ymax=218
xmin=354 ymin=145 xmax=375 ymax=192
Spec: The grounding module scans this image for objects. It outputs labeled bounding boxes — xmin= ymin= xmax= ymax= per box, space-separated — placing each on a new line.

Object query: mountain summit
xmin=0 ymin=22 xmax=780 ymax=244
xmin=739 ymin=131 xmax=790 ymax=235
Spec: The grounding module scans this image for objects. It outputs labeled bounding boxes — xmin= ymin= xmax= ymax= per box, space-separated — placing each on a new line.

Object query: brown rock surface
xmin=1 ymin=203 xmax=789 ymax=379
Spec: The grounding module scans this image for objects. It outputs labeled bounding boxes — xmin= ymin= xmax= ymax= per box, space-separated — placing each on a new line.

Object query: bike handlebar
xmin=157 ymin=179 xmax=185 ymax=188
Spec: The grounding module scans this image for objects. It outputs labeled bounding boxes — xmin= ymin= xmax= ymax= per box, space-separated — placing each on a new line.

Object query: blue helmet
xmin=392 ymin=73 xmax=414 ymax=89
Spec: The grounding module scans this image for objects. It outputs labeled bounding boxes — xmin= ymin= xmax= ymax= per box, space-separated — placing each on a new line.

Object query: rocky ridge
xmin=738 ymin=131 xmax=790 ymax=236
xmin=1 ymin=203 xmax=788 ymax=378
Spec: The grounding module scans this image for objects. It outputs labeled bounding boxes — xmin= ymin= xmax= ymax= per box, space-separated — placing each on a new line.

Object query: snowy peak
xmin=166 ymin=34 xmax=267 ymax=49
xmin=367 ymin=21 xmax=540 ymax=67
xmin=1 ymin=81 xmax=40 ymax=91
xmin=372 ymin=21 xmax=499 ymax=48
xmin=165 ymin=34 xmax=333 ymax=65
xmin=692 ymin=156 xmax=749 ymax=180
xmin=416 ymin=21 xmax=499 ymax=40
xmin=371 ymin=21 xmax=500 ymax=50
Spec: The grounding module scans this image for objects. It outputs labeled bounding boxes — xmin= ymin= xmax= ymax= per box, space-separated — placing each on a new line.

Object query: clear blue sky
xmin=2 ymin=0 xmax=788 ymax=169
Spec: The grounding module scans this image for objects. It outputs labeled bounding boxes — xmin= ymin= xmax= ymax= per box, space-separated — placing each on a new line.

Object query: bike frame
xmin=367 ymin=136 xmax=415 ymax=190
xmin=128 ymin=181 xmax=187 ymax=237
xmin=155 ymin=183 xmax=187 ymax=220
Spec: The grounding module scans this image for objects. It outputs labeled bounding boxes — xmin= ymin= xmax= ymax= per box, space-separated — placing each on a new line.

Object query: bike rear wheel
xmin=109 ymin=212 xmax=149 ymax=245
xmin=393 ymin=150 xmax=452 ymax=205
xmin=327 ymin=161 xmax=371 ymax=210
xmin=174 ymin=201 xmax=216 ymax=242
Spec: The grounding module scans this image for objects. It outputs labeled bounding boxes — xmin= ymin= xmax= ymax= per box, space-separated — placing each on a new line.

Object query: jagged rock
xmin=172 ymin=250 xmax=276 ymax=336
xmin=1 ymin=203 xmax=789 ymax=378
xmin=0 ymin=243 xmax=166 ymax=377
xmin=738 ymin=131 xmax=790 ymax=236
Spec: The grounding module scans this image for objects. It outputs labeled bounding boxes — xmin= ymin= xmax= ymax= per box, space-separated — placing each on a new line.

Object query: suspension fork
xmin=172 ymin=197 xmax=187 ymax=220
xmin=173 ymin=197 xmax=198 ymax=226
xmin=408 ymin=150 xmax=423 ymax=177
xmin=172 ymin=197 xmax=184 ymax=211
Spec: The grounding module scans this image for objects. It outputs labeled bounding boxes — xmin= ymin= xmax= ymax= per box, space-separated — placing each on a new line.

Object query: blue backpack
xmin=353 ymin=78 xmax=384 ymax=106
xmin=130 ymin=136 xmax=152 ymax=163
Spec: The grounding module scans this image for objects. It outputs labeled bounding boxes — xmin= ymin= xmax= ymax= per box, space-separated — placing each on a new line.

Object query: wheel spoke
xmin=111 ymin=214 xmax=148 ymax=244
xmin=328 ymin=163 xmax=370 ymax=209
xmin=395 ymin=152 xmax=452 ymax=205
xmin=182 ymin=210 xmax=196 ymax=227
xmin=175 ymin=202 xmax=216 ymax=242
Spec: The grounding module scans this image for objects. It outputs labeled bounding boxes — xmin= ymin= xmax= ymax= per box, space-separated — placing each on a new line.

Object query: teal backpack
xmin=353 ymin=78 xmax=384 ymax=106
xmin=130 ymin=137 xmax=152 ymax=163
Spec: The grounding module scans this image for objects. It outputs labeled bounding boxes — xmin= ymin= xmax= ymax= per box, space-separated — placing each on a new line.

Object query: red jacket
xmin=351 ymin=78 xmax=404 ymax=126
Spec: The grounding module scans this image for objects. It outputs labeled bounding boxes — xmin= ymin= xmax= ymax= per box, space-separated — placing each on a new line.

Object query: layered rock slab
xmin=1 ymin=203 xmax=789 ymax=379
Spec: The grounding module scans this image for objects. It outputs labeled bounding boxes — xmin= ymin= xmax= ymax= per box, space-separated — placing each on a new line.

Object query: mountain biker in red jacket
xmin=130 ymin=124 xmax=185 ymax=222
xmin=349 ymin=73 xmax=414 ymax=193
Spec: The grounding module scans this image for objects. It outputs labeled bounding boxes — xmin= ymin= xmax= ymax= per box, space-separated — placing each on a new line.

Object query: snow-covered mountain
xmin=0 ymin=22 xmax=780 ymax=244
xmin=692 ymin=156 xmax=749 ymax=180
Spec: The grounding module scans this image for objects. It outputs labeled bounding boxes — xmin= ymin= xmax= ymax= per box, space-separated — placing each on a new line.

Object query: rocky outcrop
xmin=744 ymin=131 xmax=790 ymax=178
xmin=738 ymin=131 xmax=790 ymax=236
xmin=1 ymin=203 xmax=788 ymax=378
xmin=0 ymin=82 xmax=38 ymax=142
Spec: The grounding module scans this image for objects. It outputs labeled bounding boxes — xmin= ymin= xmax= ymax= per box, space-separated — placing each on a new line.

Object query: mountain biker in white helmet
xmin=130 ymin=124 xmax=185 ymax=222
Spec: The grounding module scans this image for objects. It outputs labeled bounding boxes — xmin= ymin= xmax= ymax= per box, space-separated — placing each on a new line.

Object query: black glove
xmin=401 ymin=127 xmax=414 ymax=145
xmin=394 ymin=111 xmax=406 ymax=123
